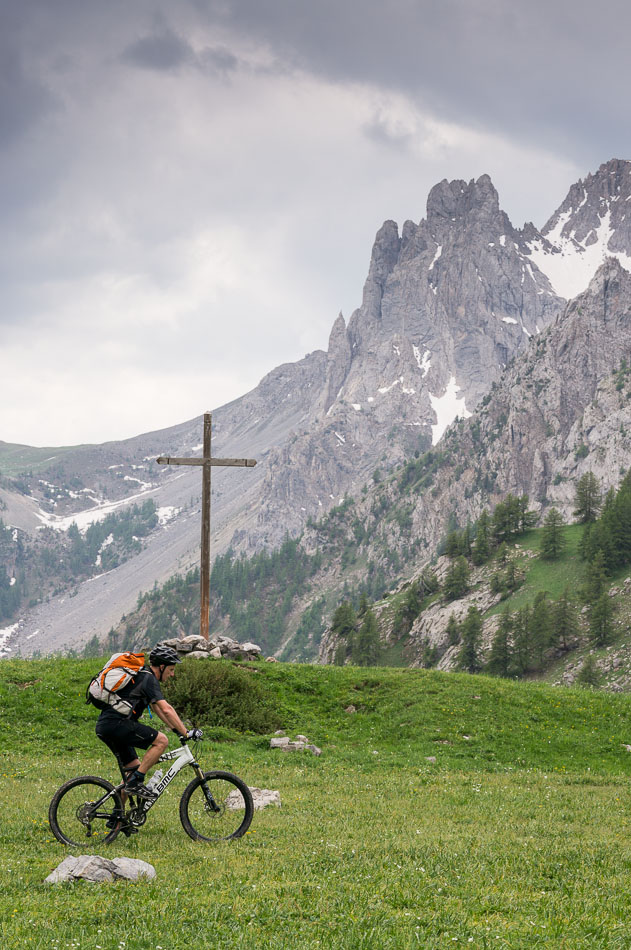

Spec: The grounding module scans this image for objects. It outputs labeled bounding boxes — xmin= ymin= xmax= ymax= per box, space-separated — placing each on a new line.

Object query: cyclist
xmin=95 ymin=644 xmax=195 ymax=800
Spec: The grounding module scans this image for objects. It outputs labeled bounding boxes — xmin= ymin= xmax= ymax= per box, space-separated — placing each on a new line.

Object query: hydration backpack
xmin=86 ymin=652 xmax=146 ymax=717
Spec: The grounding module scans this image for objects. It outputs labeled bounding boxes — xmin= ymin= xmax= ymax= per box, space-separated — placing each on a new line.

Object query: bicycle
xmin=48 ymin=735 xmax=254 ymax=847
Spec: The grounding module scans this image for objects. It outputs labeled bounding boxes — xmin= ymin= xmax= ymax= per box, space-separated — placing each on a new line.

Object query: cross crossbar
xmin=156 ymin=456 xmax=256 ymax=467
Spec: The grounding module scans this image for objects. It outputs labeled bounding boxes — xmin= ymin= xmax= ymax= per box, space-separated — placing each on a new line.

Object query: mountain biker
xmin=95 ymin=644 xmax=194 ymax=799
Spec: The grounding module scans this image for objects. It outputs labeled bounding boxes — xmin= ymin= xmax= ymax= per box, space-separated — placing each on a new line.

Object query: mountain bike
xmin=48 ymin=736 xmax=254 ymax=847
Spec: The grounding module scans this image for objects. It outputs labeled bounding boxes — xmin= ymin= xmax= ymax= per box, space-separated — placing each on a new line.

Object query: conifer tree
xmin=573 ymin=471 xmax=602 ymax=524
xmin=577 ymin=653 xmax=600 ymax=688
xmin=443 ymin=556 xmax=470 ymax=601
xmin=445 ymin=530 xmax=461 ymax=560
xmin=458 ymin=605 xmax=482 ymax=673
xmin=511 ymin=604 xmax=532 ymax=676
xmin=446 ymin=613 xmax=461 ymax=645
xmin=590 ymin=592 xmax=614 ymax=646
xmin=471 ymin=510 xmax=491 ymax=565
xmin=582 ymin=551 xmax=608 ymax=604
xmin=487 ymin=607 xmax=512 ymax=678
xmin=353 ymin=608 xmax=381 ymax=666
xmin=540 ymin=507 xmax=566 ymax=561
xmin=553 ymin=587 xmax=578 ymax=652
xmin=530 ymin=591 xmax=552 ymax=670
xmin=461 ymin=524 xmax=472 ymax=558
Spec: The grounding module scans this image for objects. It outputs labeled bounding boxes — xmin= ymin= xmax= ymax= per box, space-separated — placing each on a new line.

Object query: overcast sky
xmin=1 ymin=0 xmax=629 ymax=447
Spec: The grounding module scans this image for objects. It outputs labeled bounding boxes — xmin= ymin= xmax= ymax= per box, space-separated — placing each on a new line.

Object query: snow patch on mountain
xmin=528 ymin=206 xmax=631 ymax=299
xmin=429 ymin=377 xmax=472 ymax=445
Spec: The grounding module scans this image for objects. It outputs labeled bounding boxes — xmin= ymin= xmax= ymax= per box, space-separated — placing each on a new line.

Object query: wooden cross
xmin=156 ymin=411 xmax=256 ymax=640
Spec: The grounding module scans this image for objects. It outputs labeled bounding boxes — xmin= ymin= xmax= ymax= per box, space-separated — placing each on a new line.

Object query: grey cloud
xmin=199 ymin=0 xmax=631 ymax=165
xmin=362 ymin=113 xmax=415 ymax=152
xmin=121 ymin=28 xmax=195 ymax=72
xmin=0 ymin=39 xmax=56 ymax=148
xmin=198 ymin=45 xmax=240 ymax=76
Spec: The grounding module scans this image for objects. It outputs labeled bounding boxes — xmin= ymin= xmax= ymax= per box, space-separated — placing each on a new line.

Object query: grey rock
xmin=184 ymin=650 xmax=211 ymax=660
xmin=111 ymin=858 xmax=156 ymax=881
xmin=45 ymin=855 xmax=155 ymax=884
xmin=180 ymin=635 xmax=210 ymax=651
xmin=226 ymin=787 xmax=281 ymax=810
xmin=270 ymin=737 xmax=290 ymax=748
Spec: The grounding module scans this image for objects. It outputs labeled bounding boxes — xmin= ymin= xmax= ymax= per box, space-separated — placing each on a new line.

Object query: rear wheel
xmin=180 ymin=770 xmax=254 ymax=842
xmin=48 ymin=776 xmax=123 ymax=847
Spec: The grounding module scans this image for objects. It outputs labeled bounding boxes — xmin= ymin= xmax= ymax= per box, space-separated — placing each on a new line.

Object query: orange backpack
xmin=86 ymin=652 xmax=146 ymax=717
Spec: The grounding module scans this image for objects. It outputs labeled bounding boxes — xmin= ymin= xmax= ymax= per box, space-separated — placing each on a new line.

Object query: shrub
xmin=163 ymin=660 xmax=281 ymax=734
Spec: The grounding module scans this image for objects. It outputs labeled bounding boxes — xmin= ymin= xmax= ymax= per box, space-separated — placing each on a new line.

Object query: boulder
xmin=270 ymin=735 xmax=321 ymax=755
xmin=225 ymin=787 xmax=281 ymax=810
xmin=240 ymin=642 xmax=262 ymax=655
xmin=45 ymin=856 xmax=156 ymax=884
xmin=184 ymin=650 xmax=211 ymax=660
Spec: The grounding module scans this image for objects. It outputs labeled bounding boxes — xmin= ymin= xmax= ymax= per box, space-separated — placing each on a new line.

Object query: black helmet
xmin=149 ymin=645 xmax=182 ymax=667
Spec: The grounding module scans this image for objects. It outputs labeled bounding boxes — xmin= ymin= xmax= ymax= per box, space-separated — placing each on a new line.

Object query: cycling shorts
xmin=96 ymin=716 xmax=159 ymax=769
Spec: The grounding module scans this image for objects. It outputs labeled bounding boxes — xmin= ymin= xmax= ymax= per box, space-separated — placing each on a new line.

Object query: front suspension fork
xmin=194 ymin=766 xmax=221 ymax=812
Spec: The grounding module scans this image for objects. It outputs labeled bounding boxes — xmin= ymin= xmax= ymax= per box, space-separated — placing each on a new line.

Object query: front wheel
xmin=48 ymin=776 xmax=123 ymax=847
xmin=180 ymin=770 xmax=254 ymax=842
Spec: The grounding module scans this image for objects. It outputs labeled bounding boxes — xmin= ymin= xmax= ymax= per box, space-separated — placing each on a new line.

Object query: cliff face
xmin=316 ymin=258 xmax=631 ymax=665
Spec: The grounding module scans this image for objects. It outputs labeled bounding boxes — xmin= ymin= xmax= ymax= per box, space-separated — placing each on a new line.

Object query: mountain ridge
xmin=3 ymin=159 xmax=631 ymax=657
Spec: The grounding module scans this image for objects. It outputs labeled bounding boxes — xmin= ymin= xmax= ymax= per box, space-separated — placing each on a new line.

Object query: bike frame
xmin=130 ymin=743 xmax=203 ymax=813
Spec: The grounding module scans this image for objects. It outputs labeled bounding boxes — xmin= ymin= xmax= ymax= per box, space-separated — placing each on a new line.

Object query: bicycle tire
xmin=179 ymin=770 xmax=254 ymax=842
xmin=48 ymin=775 xmax=124 ymax=847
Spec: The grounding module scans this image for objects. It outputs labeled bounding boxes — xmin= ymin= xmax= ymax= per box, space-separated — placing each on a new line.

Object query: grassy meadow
xmin=2 ymin=657 xmax=631 ymax=948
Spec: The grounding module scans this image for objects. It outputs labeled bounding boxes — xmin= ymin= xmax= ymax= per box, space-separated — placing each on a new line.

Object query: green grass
xmin=0 ymin=442 xmax=81 ymax=477
xmin=3 ymin=658 xmax=631 ymax=948
xmin=486 ymin=524 xmax=588 ymax=616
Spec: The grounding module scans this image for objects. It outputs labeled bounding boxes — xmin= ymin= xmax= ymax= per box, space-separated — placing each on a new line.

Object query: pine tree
xmin=445 ymin=530 xmax=461 ymax=560
xmin=331 ymin=601 xmax=357 ymax=662
xmin=333 ymin=642 xmax=347 ymax=666
xmin=573 ymin=471 xmax=602 ymax=524
xmin=530 ymin=591 xmax=552 ymax=670
xmin=577 ymin=653 xmax=600 ymax=688
xmin=461 ymin=524 xmax=472 ymax=558
xmin=471 ymin=510 xmax=491 ymax=565
xmin=540 ymin=508 xmax=566 ymax=561
xmin=486 ymin=607 xmax=512 ymax=678
xmin=590 ymin=592 xmax=614 ymax=646
xmin=353 ymin=608 xmax=381 ymax=666
xmin=458 ymin=605 xmax=482 ymax=673
xmin=553 ymin=587 xmax=578 ymax=652
xmin=511 ymin=605 xmax=532 ymax=677
xmin=443 ymin=556 xmax=470 ymax=601
xmin=582 ymin=551 xmax=608 ymax=604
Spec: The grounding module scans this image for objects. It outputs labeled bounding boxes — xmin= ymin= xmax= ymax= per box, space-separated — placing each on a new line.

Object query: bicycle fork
xmin=194 ymin=765 xmax=221 ymax=813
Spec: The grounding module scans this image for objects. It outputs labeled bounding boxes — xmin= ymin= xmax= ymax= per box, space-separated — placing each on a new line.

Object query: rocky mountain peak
xmin=361 ymin=220 xmax=402 ymax=319
xmin=526 ymin=158 xmax=631 ymax=300
xmin=426 ymin=174 xmax=499 ymax=223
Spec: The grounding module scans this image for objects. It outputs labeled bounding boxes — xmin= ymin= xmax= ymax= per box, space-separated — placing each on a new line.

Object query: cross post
xmin=156 ymin=411 xmax=256 ymax=640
